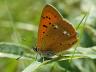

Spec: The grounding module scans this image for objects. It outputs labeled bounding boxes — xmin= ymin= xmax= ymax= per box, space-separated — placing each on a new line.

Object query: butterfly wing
xmin=37 ymin=4 xmax=62 ymax=49
xmin=37 ymin=4 xmax=77 ymax=54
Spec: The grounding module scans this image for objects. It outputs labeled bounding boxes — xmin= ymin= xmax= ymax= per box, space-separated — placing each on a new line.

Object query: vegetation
xmin=0 ymin=0 xmax=96 ymax=72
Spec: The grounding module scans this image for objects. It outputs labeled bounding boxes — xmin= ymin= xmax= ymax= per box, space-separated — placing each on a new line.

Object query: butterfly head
xmin=33 ymin=47 xmax=55 ymax=58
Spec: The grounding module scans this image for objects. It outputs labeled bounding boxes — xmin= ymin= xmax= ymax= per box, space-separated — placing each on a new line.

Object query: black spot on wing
xmin=48 ymin=17 xmax=51 ymax=20
xmin=52 ymin=24 xmax=54 ymax=27
xmin=46 ymin=16 xmax=48 ymax=18
xmin=45 ymin=16 xmax=51 ymax=20
xmin=53 ymin=27 xmax=57 ymax=29
xmin=43 ymin=25 xmax=48 ymax=28
xmin=46 ymin=34 xmax=48 ymax=36
xmin=43 ymin=32 xmax=45 ymax=33
xmin=49 ymin=22 xmax=51 ymax=25
xmin=41 ymin=16 xmax=45 ymax=19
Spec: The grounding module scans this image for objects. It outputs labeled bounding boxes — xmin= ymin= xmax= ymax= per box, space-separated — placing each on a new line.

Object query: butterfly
xmin=34 ymin=4 xmax=77 ymax=58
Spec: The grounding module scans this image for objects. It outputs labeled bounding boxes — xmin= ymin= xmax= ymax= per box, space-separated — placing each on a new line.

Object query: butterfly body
xmin=36 ymin=4 xmax=77 ymax=57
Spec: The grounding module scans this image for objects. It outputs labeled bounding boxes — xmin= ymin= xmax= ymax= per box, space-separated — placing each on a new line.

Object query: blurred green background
xmin=0 ymin=0 xmax=96 ymax=72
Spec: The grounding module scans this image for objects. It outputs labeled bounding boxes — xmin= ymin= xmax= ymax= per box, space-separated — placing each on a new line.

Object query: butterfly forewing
xmin=37 ymin=5 xmax=62 ymax=49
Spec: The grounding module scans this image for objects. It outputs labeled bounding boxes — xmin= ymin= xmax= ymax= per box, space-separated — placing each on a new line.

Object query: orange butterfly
xmin=34 ymin=4 xmax=77 ymax=58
